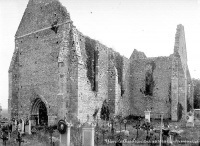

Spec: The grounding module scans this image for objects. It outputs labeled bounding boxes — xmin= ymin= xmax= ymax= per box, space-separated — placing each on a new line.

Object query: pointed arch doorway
xmin=31 ymin=98 xmax=48 ymax=126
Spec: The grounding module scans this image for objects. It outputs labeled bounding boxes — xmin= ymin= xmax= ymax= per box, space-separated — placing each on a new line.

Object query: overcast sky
xmin=0 ymin=0 xmax=200 ymax=109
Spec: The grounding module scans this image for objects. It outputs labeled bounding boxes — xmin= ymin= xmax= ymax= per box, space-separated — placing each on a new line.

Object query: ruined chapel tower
xmin=122 ymin=24 xmax=193 ymax=122
xmin=171 ymin=24 xmax=193 ymax=122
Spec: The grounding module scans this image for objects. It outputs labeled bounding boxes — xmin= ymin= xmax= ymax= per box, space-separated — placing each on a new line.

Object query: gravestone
xmin=25 ymin=124 xmax=29 ymax=133
xmin=186 ymin=111 xmax=194 ymax=127
xmin=144 ymin=110 xmax=151 ymax=122
xmin=48 ymin=116 xmax=57 ymax=126
xmin=82 ymin=116 xmax=95 ymax=146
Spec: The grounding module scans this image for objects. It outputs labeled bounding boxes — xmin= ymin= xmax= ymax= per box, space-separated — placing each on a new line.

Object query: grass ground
xmin=0 ymin=131 xmax=60 ymax=146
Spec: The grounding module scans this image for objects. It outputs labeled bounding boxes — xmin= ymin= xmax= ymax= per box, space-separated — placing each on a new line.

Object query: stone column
xmin=60 ymin=123 xmax=72 ymax=146
xmin=15 ymin=120 xmax=17 ymax=131
xmin=82 ymin=122 xmax=95 ymax=146
xmin=18 ymin=120 xmax=22 ymax=132
xmin=21 ymin=119 xmax=25 ymax=134
xmin=144 ymin=110 xmax=151 ymax=122
xmin=67 ymin=123 xmax=71 ymax=146
xmin=28 ymin=120 xmax=32 ymax=135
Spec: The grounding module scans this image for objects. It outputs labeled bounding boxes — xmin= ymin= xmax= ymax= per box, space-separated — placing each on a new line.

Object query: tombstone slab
xmin=82 ymin=122 xmax=95 ymax=146
xmin=186 ymin=111 xmax=194 ymax=127
xmin=144 ymin=110 xmax=151 ymax=122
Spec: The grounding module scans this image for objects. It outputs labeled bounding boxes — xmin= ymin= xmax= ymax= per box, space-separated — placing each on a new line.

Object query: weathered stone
xmin=122 ymin=25 xmax=193 ymax=122
xmin=8 ymin=0 xmax=193 ymax=125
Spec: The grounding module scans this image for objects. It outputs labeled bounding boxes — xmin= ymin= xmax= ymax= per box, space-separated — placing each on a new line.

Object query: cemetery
xmin=1 ymin=110 xmax=200 ymax=146
xmin=5 ymin=0 xmax=197 ymax=145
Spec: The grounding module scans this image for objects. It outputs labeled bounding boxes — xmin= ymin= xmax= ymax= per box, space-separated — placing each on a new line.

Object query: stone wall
xmin=9 ymin=0 xmax=193 ymax=124
xmin=8 ymin=43 xmax=20 ymax=120
xmin=174 ymin=25 xmax=187 ymax=75
xmin=76 ymin=35 xmax=125 ymax=122
xmin=108 ymin=60 xmax=118 ymax=115
xmin=171 ymin=54 xmax=179 ymax=121
xmin=15 ymin=26 xmax=65 ymax=120
xmin=9 ymin=0 xmax=71 ymax=121
xmin=171 ymin=24 xmax=190 ymax=122
xmin=75 ymin=32 xmax=97 ymax=123
xmin=124 ymin=56 xmax=172 ymax=119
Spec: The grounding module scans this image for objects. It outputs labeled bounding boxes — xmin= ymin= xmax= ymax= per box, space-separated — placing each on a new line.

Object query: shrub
xmin=100 ymin=99 xmax=110 ymax=121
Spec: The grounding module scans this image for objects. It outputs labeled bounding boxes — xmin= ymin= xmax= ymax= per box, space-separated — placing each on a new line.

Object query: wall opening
xmin=51 ymin=21 xmax=58 ymax=34
xmin=31 ymin=98 xmax=48 ymax=126
xmin=145 ymin=71 xmax=154 ymax=96
xmin=38 ymin=102 xmax=48 ymax=126
xmin=144 ymin=61 xmax=155 ymax=96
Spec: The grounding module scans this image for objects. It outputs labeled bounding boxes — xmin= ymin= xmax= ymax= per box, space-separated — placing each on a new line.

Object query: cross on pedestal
xmin=47 ymin=126 xmax=55 ymax=146
xmin=159 ymin=113 xmax=164 ymax=146
xmin=141 ymin=121 xmax=152 ymax=141
xmin=16 ymin=132 xmax=24 ymax=146
xmin=133 ymin=118 xmax=141 ymax=140
xmin=123 ymin=119 xmax=127 ymax=130
xmin=1 ymin=133 xmax=8 ymax=146
xmin=111 ymin=119 xmax=114 ymax=137
xmin=101 ymin=124 xmax=108 ymax=145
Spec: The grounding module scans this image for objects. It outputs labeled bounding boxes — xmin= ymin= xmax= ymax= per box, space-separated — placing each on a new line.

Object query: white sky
xmin=0 ymin=0 xmax=200 ymax=109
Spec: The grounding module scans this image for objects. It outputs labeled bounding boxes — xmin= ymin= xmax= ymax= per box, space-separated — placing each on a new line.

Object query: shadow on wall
xmin=177 ymin=103 xmax=183 ymax=121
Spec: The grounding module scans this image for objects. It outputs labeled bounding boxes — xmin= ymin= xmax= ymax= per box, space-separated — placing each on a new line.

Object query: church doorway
xmin=31 ymin=98 xmax=48 ymax=126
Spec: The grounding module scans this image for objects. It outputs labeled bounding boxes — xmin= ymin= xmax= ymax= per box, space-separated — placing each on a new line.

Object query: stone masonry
xmin=122 ymin=24 xmax=194 ymax=122
xmin=8 ymin=0 xmax=193 ymax=124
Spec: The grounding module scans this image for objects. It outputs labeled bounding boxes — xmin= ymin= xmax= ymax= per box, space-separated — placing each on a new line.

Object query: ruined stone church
xmin=8 ymin=0 xmax=193 ymax=125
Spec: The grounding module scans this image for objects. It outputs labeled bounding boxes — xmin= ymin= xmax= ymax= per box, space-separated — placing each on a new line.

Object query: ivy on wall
xmin=100 ymin=99 xmax=110 ymax=121
xmin=85 ymin=37 xmax=99 ymax=91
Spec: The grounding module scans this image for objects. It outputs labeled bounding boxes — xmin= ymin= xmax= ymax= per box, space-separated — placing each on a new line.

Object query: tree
xmin=100 ymin=99 xmax=110 ymax=121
